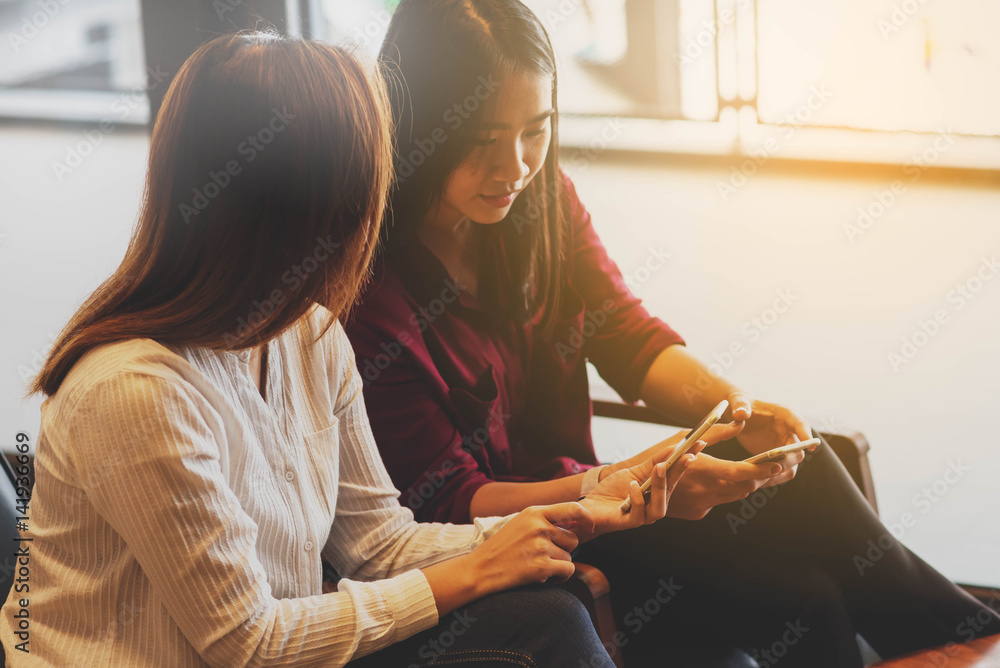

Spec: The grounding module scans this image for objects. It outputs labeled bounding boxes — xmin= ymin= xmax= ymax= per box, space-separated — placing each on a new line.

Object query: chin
xmin=468 ymin=204 xmax=511 ymax=225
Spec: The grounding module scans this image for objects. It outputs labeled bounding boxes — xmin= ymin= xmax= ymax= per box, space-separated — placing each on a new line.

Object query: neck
xmin=420 ymin=203 xmax=479 ymax=263
xmin=419 ymin=205 xmax=481 ymax=294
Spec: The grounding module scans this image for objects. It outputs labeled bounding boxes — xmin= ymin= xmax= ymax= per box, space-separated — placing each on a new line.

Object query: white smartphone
xmin=742 ymin=437 xmax=821 ymax=465
xmin=620 ymin=399 xmax=729 ymax=513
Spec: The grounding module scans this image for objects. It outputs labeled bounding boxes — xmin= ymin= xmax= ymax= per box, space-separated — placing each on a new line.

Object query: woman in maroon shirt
xmin=344 ymin=1 xmax=1000 ymax=666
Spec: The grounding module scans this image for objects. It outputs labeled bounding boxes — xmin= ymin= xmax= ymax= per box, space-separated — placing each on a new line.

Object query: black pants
xmin=576 ymin=434 xmax=1000 ymax=667
xmin=346 ymin=586 xmax=616 ymax=667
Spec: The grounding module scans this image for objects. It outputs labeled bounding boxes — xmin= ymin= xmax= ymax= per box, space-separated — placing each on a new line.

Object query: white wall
xmin=572 ymin=157 xmax=1000 ymax=587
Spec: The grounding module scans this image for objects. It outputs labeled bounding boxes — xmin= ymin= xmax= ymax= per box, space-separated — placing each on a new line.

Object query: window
xmin=0 ymin=0 xmax=149 ymax=123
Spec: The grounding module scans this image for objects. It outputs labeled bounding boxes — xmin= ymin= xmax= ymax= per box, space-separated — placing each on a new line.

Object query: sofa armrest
xmin=815 ymin=426 xmax=878 ymax=514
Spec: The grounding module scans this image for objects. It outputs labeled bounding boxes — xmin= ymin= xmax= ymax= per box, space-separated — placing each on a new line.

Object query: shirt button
xmin=284 ymin=470 xmax=295 ymax=482
xmin=304 ymin=541 xmax=314 ymax=551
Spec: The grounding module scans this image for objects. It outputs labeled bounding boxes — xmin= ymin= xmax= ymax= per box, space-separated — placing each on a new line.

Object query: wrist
xmin=579 ymin=465 xmax=607 ymax=495
xmin=575 ymin=498 xmax=605 ymax=541
xmin=454 ymin=551 xmax=491 ymax=599
xmin=422 ymin=552 xmax=487 ymax=618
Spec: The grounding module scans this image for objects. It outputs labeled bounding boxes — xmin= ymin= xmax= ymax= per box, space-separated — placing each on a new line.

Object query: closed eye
xmin=526 ymin=120 xmax=551 ymax=138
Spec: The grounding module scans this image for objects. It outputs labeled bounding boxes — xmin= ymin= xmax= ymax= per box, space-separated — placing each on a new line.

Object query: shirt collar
xmin=394 ymin=238 xmax=483 ymax=312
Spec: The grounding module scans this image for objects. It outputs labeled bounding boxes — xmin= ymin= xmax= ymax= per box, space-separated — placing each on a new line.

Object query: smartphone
xmin=742 ymin=437 xmax=821 ymax=465
xmin=620 ymin=399 xmax=729 ymax=513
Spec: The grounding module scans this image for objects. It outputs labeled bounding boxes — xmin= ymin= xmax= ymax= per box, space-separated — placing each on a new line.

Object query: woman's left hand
xmin=727 ymin=393 xmax=814 ymax=487
xmin=568 ymin=445 xmax=699 ymax=542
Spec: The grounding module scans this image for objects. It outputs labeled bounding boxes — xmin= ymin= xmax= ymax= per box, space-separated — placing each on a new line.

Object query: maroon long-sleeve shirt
xmin=344 ymin=174 xmax=684 ymax=524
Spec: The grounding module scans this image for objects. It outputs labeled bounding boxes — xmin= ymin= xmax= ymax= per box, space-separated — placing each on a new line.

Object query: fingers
xmin=728 ymin=391 xmax=753 ymax=421
xmin=645 ymin=462 xmax=669 ymax=521
xmin=544 ymin=552 xmax=577 ymax=583
xmin=666 ymin=454 xmax=696 ymax=491
xmin=653 ymin=431 xmax=713 ymax=464
xmin=544 ymin=540 xmax=575 ymax=567
xmin=787 ymin=449 xmax=807 ymax=466
xmin=515 ymin=512 xmax=581 ymax=584
xmin=651 ymin=443 xmax=680 ymax=464
xmin=541 ymin=502 xmax=595 ymax=534
xmin=526 ymin=536 xmax=575 ymax=584
xmin=769 ymin=450 xmax=805 ymax=472
xmin=652 ymin=455 xmax=695 ymax=523
xmin=548 ymin=525 xmax=580 ymax=553
xmin=797 ymin=426 xmax=813 ymax=443
xmin=765 ymin=401 xmax=811 ymax=442
xmin=725 ymin=476 xmax=764 ymax=501
xmin=624 ymin=480 xmax=644 ymax=519
xmin=760 ymin=450 xmax=806 ymax=486
xmin=637 ymin=455 xmax=696 ymax=525
xmin=704 ymin=420 xmax=745 ymax=446
xmin=761 ymin=466 xmax=798 ymax=487
xmin=791 ymin=415 xmax=813 ymax=442
xmin=645 ymin=431 xmax=688 ymax=458
xmin=692 ymin=453 xmax=779 ymax=485
xmin=726 ymin=459 xmax=781 ymax=482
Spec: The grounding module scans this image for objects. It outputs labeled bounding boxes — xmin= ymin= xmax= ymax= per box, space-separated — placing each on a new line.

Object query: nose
xmin=491 ymin=138 xmax=530 ymax=187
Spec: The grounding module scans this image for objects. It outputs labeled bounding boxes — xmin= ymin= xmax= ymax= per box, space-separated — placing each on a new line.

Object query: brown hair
xmin=378 ymin=0 xmax=565 ymax=330
xmin=31 ymin=32 xmax=392 ymax=397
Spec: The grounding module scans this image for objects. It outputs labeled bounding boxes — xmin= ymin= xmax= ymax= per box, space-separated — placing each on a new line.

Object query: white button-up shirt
xmin=1 ymin=305 xmax=508 ymax=666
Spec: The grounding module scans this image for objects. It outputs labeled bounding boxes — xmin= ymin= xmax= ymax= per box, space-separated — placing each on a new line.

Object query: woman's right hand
xmin=466 ymin=503 xmax=595 ymax=595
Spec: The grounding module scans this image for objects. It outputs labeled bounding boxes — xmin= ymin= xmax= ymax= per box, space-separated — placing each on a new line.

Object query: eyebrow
xmin=480 ymin=109 xmax=555 ymax=130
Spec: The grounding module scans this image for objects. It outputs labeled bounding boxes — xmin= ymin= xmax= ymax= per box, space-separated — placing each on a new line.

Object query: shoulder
xmin=560 ymin=169 xmax=584 ymax=209
xmin=46 ymin=338 xmax=224 ymax=445
xmin=297 ymin=302 xmax=358 ymax=381
xmin=343 ymin=259 xmax=428 ymax=355
xmin=57 ymin=339 xmax=197 ymax=410
xmin=558 ymin=169 xmax=592 ymax=238
xmin=355 ymin=259 xmax=418 ymax=325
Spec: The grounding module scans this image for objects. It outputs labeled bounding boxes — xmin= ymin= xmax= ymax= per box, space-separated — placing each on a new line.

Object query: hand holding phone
xmin=620 ymin=399 xmax=729 ymax=513
xmin=742 ymin=437 xmax=820 ymax=465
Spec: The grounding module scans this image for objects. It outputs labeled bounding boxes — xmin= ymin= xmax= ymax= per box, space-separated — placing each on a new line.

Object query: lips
xmin=480 ymin=191 xmax=518 ymax=208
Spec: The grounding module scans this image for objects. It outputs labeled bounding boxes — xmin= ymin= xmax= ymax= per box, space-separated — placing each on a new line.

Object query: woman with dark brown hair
xmin=0 ymin=31 xmax=691 ymax=667
xmin=344 ymin=1 xmax=1000 ymax=666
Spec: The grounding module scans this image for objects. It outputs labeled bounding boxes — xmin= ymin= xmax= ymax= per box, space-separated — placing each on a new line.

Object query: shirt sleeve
xmin=563 ymin=173 xmax=686 ymax=402
xmin=66 ymin=368 xmax=507 ymax=667
xmin=322 ymin=322 xmax=513 ymax=584
xmin=345 ymin=315 xmax=496 ymax=525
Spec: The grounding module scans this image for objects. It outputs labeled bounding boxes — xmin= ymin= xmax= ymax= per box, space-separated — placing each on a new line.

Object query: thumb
xmin=541 ymin=502 xmax=596 ymax=534
xmin=728 ymin=392 xmax=753 ymax=421
xmin=651 ymin=443 xmax=680 ymax=464
xmin=666 ymin=453 xmax=697 ymax=489
xmin=705 ymin=421 xmax=744 ymax=445
xmin=690 ymin=439 xmax=710 ymax=456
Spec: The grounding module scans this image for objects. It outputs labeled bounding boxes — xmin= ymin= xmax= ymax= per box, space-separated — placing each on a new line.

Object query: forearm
xmin=638 ymin=345 xmax=744 ymax=424
xmin=468 ymin=475 xmax=585 ymax=519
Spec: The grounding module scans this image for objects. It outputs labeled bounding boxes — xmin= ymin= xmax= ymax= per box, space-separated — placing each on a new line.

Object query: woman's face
xmin=435 ymin=71 xmax=554 ymax=226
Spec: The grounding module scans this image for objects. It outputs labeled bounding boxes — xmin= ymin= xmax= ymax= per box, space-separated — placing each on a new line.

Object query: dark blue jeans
xmin=346 ymin=585 xmax=615 ymax=667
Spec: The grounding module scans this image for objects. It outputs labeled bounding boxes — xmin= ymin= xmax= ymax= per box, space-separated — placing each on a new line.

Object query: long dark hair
xmin=32 ymin=32 xmax=392 ymax=397
xmin=378 ymin=0 xmax=564 ymax=329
